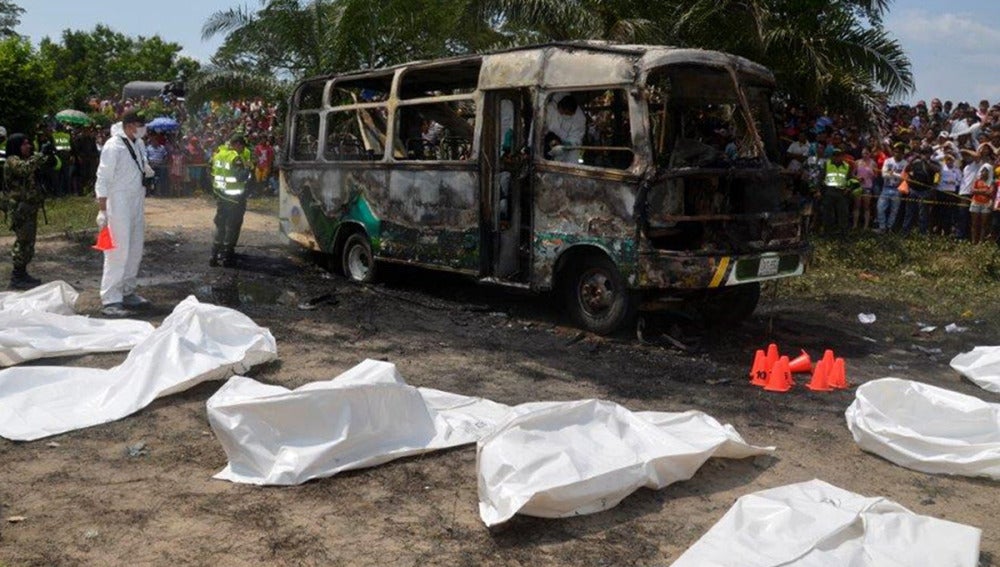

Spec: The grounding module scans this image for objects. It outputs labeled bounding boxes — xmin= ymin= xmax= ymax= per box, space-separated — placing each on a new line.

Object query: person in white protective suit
xmin=544 ymin=93 xmax=586 ymax=164
xmin=95 ymin=111 xmax=155 ymax=317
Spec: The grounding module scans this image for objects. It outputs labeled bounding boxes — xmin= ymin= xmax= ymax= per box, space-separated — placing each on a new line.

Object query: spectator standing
xmin=820 ymin=148 xmax=853 ymax=238
xmin=901 ymin=146 xmax=940 ymax=235
xmin=853 ymin=147 xmax=877 ymax=229
xmin=969 ymin=163 xmax=994 ymax=244
xmin=209 ymin=134 xmax=252 ymax=267
xmin=959 ymin=146 xmax=993 ymax=240
xmin=877 ymin=143 xmax=907 ymax=232
xmin=3 ymin=134 xmax=56 ymax=289
xmin=145 ymin=135 xmax=169 ymax=196
xmin=95 ymin=112 xmax=155 ymax=317
xmin=934 ymin=153 xmax=962 ymax=235
xmin=254 ymin=135 xmax=275 ymax=195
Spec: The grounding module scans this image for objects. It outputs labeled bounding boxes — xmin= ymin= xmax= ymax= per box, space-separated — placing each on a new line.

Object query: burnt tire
xmin=562 ymin=254 xmax=636 ymax=335
xmin=342 ymin=232 xmax=377 ymax=283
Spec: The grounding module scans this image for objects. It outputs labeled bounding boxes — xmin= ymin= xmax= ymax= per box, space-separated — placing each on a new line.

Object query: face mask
xmin=135 ymin=126 xmax=147 ymax=138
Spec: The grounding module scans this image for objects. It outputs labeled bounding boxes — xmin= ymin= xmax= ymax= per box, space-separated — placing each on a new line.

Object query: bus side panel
xmin=281 ymin=165 xmax=389 ymax=254
xmin=382 ymin=166 xmax=480 ymax=272
xmin=530 ymin=168 xmax=639 ymax=289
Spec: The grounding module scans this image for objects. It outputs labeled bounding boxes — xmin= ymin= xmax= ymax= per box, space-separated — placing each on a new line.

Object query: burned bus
xmin=278 ymin=42 xmax=809 ymax=334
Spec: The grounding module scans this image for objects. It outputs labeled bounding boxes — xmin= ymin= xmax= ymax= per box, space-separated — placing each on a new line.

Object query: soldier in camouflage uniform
xmin=3 ymin=133 xmax=55 ymax=289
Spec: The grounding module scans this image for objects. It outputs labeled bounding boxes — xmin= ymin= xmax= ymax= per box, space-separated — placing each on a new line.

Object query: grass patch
xmin=782 ymin=232 xmax=1000 ymax=322
xmin=0 ymin=194 xmax=278 ymax=239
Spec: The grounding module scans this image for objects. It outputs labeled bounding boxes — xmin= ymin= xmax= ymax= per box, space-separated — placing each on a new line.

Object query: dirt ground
xmin=1 ymin=195 xmax=998 ymax=566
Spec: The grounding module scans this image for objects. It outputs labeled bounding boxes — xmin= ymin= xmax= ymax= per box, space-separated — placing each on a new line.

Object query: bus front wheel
xmin=342 ymin=233 xmax=377 ymax=283
xmin=562 ymin=254 xmax=636 ymax=335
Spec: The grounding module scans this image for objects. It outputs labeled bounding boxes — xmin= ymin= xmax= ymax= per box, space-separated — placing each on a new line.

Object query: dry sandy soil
xmin=1 ymin=196 xmax=998 ymax=566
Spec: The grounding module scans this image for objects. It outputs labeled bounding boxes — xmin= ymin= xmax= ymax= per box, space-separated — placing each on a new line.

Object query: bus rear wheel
xmin=342 ymin=233 xmax=377 ymax=283
xmin=562 ymin=254 xmax=636 ymax=335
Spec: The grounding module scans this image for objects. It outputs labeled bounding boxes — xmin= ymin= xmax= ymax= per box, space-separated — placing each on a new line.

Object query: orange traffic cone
xmin=828 ymin=357 xmax=848 ymax=389
xmin=820 ymin=349 xmax=835 ymax=371
xmin=763 ymin=356 xmax=793 ymax=392
xmin=788 ymin=349 xmax=812 ymax=373
xmin=765 ymin=343 xmax=779 ymax=373
xmin=92 ymin=226 xmax=115 ymax=251
xmin=806 ymin=358 xmax=831 ymax=391
xmin=749 ymin=349 xmax=768 ymax=387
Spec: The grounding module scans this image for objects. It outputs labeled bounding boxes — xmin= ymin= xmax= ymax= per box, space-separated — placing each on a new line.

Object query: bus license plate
xmin=758 ymin=256 xmax=780 ymax=277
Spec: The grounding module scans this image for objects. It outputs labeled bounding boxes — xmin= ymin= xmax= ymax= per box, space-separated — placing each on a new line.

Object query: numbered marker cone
xmin=765 ymin=343 xmax=780 ymax=373
xmin=92 ymin=226 xmax=115 ymax=251
xmin=763 ymin=356 xmax=793 ymax=392
xmin=788 ymin=349 xmax=813 ymax=374
xmin=749 ymin=349 xmax=768 ymax=387
xmin=828 ymin=357 xmax=848 ymax=389
xmin=806 ymin=358 xmax=832 ymax=391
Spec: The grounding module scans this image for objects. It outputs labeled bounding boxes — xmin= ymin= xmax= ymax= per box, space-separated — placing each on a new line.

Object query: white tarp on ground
xmin=845 ymin=378 xmax=1000 ymax=479
xmin=1 ymin=280 xmax=154 ymax=366
xmin=208 ymin=359 xmax=512 ymax=485
xmin=477 ymin=400 xmax=772 ymax=526
xmin=0 ymin=296 xmax=277 ymax=441
xmin=0 ymin=280 xmax=78 ymax=314
xmin=670 ymin=479 xmax=981 ymax=567
xmin=951 ymin=346 xmax=1000 ymax=393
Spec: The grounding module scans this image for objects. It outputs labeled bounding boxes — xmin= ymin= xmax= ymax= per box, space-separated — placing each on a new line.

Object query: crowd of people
xmin=780 ymin=98 xmax=1000 ymax=244
xmin=3 ymin=94 xmax=281 ymax=200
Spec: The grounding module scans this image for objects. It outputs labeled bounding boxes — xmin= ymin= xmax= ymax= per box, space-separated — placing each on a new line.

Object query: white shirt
xmin=936 ymin=164 xmax=961 ymax=193
xmin=960 ymin=161 xmax=993 ymax=196
xmin=881 ymin=157 xmax=907 ymax=190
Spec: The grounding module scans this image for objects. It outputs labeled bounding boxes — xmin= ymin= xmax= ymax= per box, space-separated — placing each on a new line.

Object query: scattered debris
xmin=705 ymin=378 xmax=731 ymax=386
xmin=919 ymin=326 xmax=937 ymax=333
xmin=861 ymin=336 xmax=878 ymax=343
xmin=565 ymin=331 xmax=586 ymax=346
xmin=857 ymin=313 xmax=876 ymax=324
xmin=125 ymin=442 xmax=149 ymax=458
xmin=296 ymin=292 xmax=339 ymax=311
xmin=7 ymin=515 xmax=27 ymax=523
xmin=945 ymin=323 xmax=969 ymax=333
xmin=911 ymin=345 xmax=943 ymax=356
xmin=84 ymin=529 xmax=100 ymax=539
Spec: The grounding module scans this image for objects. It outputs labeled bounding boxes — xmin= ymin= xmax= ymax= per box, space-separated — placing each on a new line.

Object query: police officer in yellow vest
xmin=821 ymin=147 xmax=853 ymax=239
xmin=210 ymin=134 xmax=252 ymax=267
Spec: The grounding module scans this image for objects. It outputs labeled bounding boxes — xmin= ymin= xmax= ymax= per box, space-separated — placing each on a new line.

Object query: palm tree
xmin=669 ymin=0 xmax=912 ymax=119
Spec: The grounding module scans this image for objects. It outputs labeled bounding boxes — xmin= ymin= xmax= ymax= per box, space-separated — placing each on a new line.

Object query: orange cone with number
xmin=763 ymin=356 xmax=793 ymax=392
xmin=788 ymin=350 xmax=812 ymax=374
xmin=806 ymin=358 xmax=831 ymax=391
xmin=749 ymin=349 xmax=768 ymax=387
xmin=92 ymin=226 xmax=115 ymax=251
xmin=828 ymin=357 xmax=848 ymax=389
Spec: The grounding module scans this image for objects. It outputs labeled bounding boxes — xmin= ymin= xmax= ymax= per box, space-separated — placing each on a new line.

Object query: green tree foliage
xmin=0 ymin=0 xmax=23 ymax=38
xmin=201 ymin=0 xmax=911 ymax=122
xmin=0 ymin=36 xmax=52 ymax=134
xmin=37 ymin=25 xmax=201 ymax=109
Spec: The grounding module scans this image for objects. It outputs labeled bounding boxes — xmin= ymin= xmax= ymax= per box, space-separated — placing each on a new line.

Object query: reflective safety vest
xmin=824 ymin=160 xmax=850 ymax=188
xmin=53 ymin=131 xmax=71 ymax=152
xmin=212 ymin=144 xmax=252 ymax=197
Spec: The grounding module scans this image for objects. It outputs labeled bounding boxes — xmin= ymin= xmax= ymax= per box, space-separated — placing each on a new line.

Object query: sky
xmin=13 ymin=0 xmax=1000 ymax=106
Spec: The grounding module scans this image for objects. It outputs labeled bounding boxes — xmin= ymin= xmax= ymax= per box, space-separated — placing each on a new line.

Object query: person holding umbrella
xmin=3 ymin=133 xmax=56 ymax=289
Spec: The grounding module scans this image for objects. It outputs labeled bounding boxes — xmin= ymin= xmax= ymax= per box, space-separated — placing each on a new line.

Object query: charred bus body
xmin=279 ymin=42 xmax=809 ymax=334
